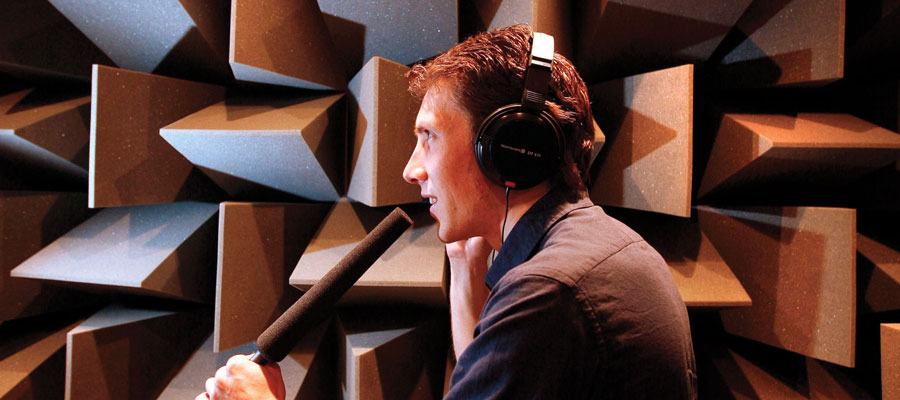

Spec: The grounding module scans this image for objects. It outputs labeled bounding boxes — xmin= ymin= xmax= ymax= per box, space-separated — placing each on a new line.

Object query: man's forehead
xmin=414 ymin=87 xmax=449 ymax=126
xmin=410 ymin=83 xmax=477 ymax=140
xmin=422 ymin=86 xmax=471 ymax=120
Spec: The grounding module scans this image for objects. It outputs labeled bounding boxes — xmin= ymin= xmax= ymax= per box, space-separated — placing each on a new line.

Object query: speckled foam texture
xmin=256 ymin=207 xmax=412 ymax=362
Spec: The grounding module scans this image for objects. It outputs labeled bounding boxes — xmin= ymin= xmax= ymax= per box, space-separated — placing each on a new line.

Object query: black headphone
xmin=473 ymin=32 xmax=564 ymax=190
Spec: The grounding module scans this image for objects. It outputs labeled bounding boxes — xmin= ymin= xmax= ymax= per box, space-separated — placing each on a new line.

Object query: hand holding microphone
xmin=199 ymin=355 xmax=285 ymax=400
xmin=200 ymin=207 xmax=413 ymax=399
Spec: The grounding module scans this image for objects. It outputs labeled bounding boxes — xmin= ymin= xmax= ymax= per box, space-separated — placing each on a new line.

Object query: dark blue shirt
xmin=446 ymin=188 xmax=697 ymax=399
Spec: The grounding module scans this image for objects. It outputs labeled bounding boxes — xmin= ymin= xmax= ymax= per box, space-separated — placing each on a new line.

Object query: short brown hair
xmin=407 ymin=24 xmax=594 ymax=192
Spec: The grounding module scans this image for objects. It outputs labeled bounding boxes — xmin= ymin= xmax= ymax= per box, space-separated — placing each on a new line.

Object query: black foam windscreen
xmin=250 ymin=207 xmax=413 ymax=364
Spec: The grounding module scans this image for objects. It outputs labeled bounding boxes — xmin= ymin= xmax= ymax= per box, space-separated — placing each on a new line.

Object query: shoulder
xmin=497 ymin=204 xmax=689 ymax=344
xmin=505 ymin=204 xmax=668 ymax=288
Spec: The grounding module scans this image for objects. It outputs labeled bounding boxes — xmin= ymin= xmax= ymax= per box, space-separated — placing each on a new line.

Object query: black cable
xmin=492 ymin=187 xmax=512 ymax=265
xmin=501 ymin=186 xmax=511 ymax=243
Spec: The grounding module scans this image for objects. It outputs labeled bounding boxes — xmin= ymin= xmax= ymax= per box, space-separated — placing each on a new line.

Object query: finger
xmin=205 ymin=377 xmax=216 ymax=399
xmin=467 ymin=237 xmax=492 ymax=253
xmin=260 ymin=362 xmax=287 ymax=400
xmin=195 ymin=392 xmax=210 ymax=400
xmin=445 ymin=240 xmax=467 ymax=259
xmin=465 ymin=238 xmax=493 ymax=268
xmin=268 ymin=361 xmax=282 ymax=372
xmin=214 ymin=366 xmax=229 ymax=392
xmin=261 ymin=361 xmax=283 ymax=378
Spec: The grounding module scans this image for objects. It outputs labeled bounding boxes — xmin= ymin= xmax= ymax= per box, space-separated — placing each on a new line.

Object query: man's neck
xmin=488 ymin=183 xmax=552 ymax=251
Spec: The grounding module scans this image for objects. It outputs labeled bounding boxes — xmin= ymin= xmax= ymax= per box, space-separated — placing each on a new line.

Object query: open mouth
xmin=428 ymin=198 xmax=436 ymax=205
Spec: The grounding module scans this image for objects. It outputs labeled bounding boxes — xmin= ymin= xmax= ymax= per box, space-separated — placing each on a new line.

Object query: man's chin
xmin=439 ymin=233 xmax=476 ymax=246
xmin=436 ymin=226 xmax=450 ymax=244
xmin=436 ymin=224 xmax=462 ymax=244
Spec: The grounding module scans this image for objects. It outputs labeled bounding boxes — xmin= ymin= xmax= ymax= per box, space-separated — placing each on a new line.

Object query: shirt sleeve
xmin=445 ymin=274 xmax=591 ymax=399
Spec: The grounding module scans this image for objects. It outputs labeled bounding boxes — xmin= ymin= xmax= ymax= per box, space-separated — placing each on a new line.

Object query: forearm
xmin=445 ymin=238 xmax=492 ymax=360
xmin=449 ymin=266 xmax=489 ymax=360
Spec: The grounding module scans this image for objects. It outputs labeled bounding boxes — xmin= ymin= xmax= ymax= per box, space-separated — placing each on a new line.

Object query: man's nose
xmin=402 ymin=147 xmax=426 ymax=185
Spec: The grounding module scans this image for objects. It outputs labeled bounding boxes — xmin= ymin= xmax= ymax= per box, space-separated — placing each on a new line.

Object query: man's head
xmin=402 ymin=25 xmax=593 ymax=244
xmin=407 ymin=25 xmax=594 ymax=192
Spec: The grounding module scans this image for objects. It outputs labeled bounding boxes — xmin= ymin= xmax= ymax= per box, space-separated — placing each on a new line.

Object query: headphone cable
xmin=492 ymin=186 xmax=512 ymax=265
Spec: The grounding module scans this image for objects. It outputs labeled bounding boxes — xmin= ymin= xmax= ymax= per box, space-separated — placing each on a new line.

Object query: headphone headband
xmin=522 ymin=32 xmax=554 ymax=110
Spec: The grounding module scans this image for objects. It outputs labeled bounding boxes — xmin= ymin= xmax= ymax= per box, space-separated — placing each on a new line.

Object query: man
xmin=402 ymin=25 xmax=696 ymax=399
xmin=200 ymin=25 xmax=696 ymax=399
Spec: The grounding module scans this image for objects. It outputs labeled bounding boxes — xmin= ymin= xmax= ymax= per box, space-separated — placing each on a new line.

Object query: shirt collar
xmin=484 ymin=186 xmax=596 ymax=290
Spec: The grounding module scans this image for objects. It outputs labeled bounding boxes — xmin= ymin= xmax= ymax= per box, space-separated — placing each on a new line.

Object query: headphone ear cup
xmin=474 ymin=105 xmax=563 ymax=189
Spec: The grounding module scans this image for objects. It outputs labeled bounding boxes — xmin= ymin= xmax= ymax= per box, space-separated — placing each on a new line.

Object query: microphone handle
xmin=249 ymin=350 xmax=269 ymax=365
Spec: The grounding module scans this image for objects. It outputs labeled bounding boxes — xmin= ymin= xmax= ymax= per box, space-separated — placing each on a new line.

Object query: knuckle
xmin=214 ymin=367 xmax=228 ymax=388
xmin=225 ymin=355 xmax=245 ymax=371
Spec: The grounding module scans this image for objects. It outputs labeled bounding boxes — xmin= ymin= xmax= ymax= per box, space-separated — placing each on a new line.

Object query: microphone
xmin=249 ymin=207 xmax=413 ymax=365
